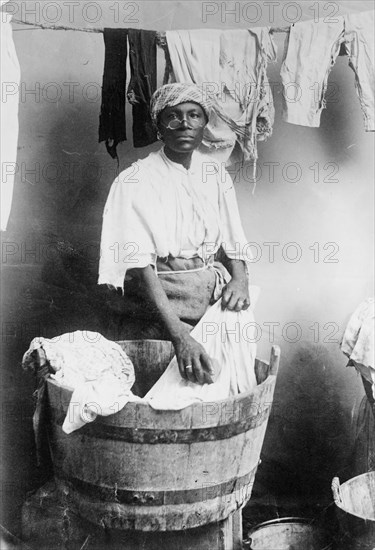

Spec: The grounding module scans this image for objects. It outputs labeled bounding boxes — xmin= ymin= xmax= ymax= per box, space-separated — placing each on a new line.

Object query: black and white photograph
xmin=0 ymin=1 xmax=374 ymax=548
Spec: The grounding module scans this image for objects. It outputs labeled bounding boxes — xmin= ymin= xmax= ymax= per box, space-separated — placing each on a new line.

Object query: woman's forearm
xmin=129 ymin=265 xmax=189 ymax=343
xmin=128 ymin=265 xmax=214 ymax=383
xmin=128 ymin=265 xmax=214 ymax=385
xmin=225 ymin=258 xmax=248 ymax=283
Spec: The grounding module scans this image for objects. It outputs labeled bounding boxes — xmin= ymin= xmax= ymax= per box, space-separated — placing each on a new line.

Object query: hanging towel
xmin=99 ymin=28 xmax=128 ymax=160
xmin=1 ymin=0 xmax=21 ymax=230
xmin=127 ymin=29 xmax=158 ymax=147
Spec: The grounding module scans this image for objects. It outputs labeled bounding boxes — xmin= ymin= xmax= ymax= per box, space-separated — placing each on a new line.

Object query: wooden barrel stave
xmin=47 ymin=371 xmax=276 ymax=431
xmin=49 ymin=423 xmax=261 ymax=491
xmin=55 ymin=479 xmax=257 ymax=531
xmin=45 ymin=342 xmax=280 ymax=531
xmin=47 ymin=390 xmax=272 ymax=488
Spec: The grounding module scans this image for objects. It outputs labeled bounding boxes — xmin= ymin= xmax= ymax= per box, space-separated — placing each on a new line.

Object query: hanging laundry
xmin=1 ymin=0 xmax=21 ymax=231
xmin=280 ymin=11 xmax=374 ymax=131
xmin=280 ymin=18 xmax=344 ymax=127
xmin=166 ymin=29 xmax=235 ymax=163
xmin=341 ymin=297 xmax=375 ymax=475
xmin=220 ymin=28 xmax=276 ymax=144
xmin=341 ymin=297 xmax=375 ymax=398
xmin=127 ymin=29 xmax=158 ymax=147
xmin=98 ymin=28 xmax=128 ymax=160
xmin=165 ymin=28 xmax=277 ymax=164
xmin=343 ymin=11 xmax=374 ymax=132
xmin=161 ymin=39 xmax=174 ymax=86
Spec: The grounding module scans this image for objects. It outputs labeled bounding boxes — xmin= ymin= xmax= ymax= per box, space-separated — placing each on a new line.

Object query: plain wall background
xmin=1 ymin=0 xmax=374 ymax=533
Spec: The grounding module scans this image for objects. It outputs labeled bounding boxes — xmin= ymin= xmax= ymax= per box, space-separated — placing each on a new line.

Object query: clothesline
xmin=12 ymin=19 xmax=351 ymax=71
xmin=12 ymin=18 xmax=103 ymax=33
xmin=11 ymin=17 xmax=290 ymax=36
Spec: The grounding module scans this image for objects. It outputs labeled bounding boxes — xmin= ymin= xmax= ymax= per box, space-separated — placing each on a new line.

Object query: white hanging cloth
xmin=0 ymin=0 xmax=20 ymax=230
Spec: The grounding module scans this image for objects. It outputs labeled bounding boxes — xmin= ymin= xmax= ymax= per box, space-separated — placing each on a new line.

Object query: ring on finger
xmin=185 ymin=364 xmax=193 ymax=371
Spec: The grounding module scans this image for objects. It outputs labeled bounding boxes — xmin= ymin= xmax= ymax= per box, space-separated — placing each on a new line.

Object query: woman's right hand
xmin=172 ymin=333 xmax=215 ymax=385
xmin=131 ymin=266 xmax=215 ymax=385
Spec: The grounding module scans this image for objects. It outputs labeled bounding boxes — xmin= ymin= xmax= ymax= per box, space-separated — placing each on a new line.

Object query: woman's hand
xmin=131 ymin=265 xmax=215 ymax=385
xmin=221 ymin=258 xmax=250 ymax=311
xmin=173 ymin=333 xmax=215 ymax=385
xmin=221 ymin=278 xmax=250 ymax=311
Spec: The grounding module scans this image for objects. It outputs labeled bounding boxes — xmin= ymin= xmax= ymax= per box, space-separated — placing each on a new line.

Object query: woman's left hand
xmin=221 ymin=278 xmax=250 ymax=311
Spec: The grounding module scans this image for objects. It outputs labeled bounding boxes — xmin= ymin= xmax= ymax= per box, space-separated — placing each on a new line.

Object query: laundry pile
xmin=22 ymin=331 xmax=137 ymax=435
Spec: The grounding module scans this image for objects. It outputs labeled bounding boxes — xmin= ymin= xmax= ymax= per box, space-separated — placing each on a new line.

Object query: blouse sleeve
xmin=219 ymin=169 xmax=253 ymax=265
xmin=98 ymin=163 xmax=160 ymax=288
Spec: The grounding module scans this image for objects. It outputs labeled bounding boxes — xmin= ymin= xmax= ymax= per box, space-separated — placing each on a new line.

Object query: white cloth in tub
xmin=145 ymin=287 xmax=260 ymax=410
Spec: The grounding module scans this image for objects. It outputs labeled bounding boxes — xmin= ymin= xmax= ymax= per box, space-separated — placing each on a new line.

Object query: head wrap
xmin=150 ymin=83 xmax=212 ymax=126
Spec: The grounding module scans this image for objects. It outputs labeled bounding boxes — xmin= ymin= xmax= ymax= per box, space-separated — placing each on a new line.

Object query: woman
xmin=99 ymin=83 xmax=253 ymax=387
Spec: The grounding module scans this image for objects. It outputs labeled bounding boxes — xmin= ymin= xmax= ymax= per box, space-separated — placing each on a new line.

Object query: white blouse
xmin=98 ymin=147 xmax=251 ymax=288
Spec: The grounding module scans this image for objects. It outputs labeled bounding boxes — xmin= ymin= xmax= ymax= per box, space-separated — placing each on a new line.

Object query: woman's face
xmin=158 ymin=102 xmax=207 ymax=154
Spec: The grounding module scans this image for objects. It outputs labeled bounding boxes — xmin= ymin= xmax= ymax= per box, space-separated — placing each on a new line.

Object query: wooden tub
xmin=332 ymin=472 xmax=375 ymax=549
xmin=46 ymin=340 xmax=280 ymax=532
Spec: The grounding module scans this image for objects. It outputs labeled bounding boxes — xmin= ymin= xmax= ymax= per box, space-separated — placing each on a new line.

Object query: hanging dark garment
xmin=127 ymin=29 xmax=158 ymax=147
xmin=99 ymin=28 xmax=128 ymax=160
